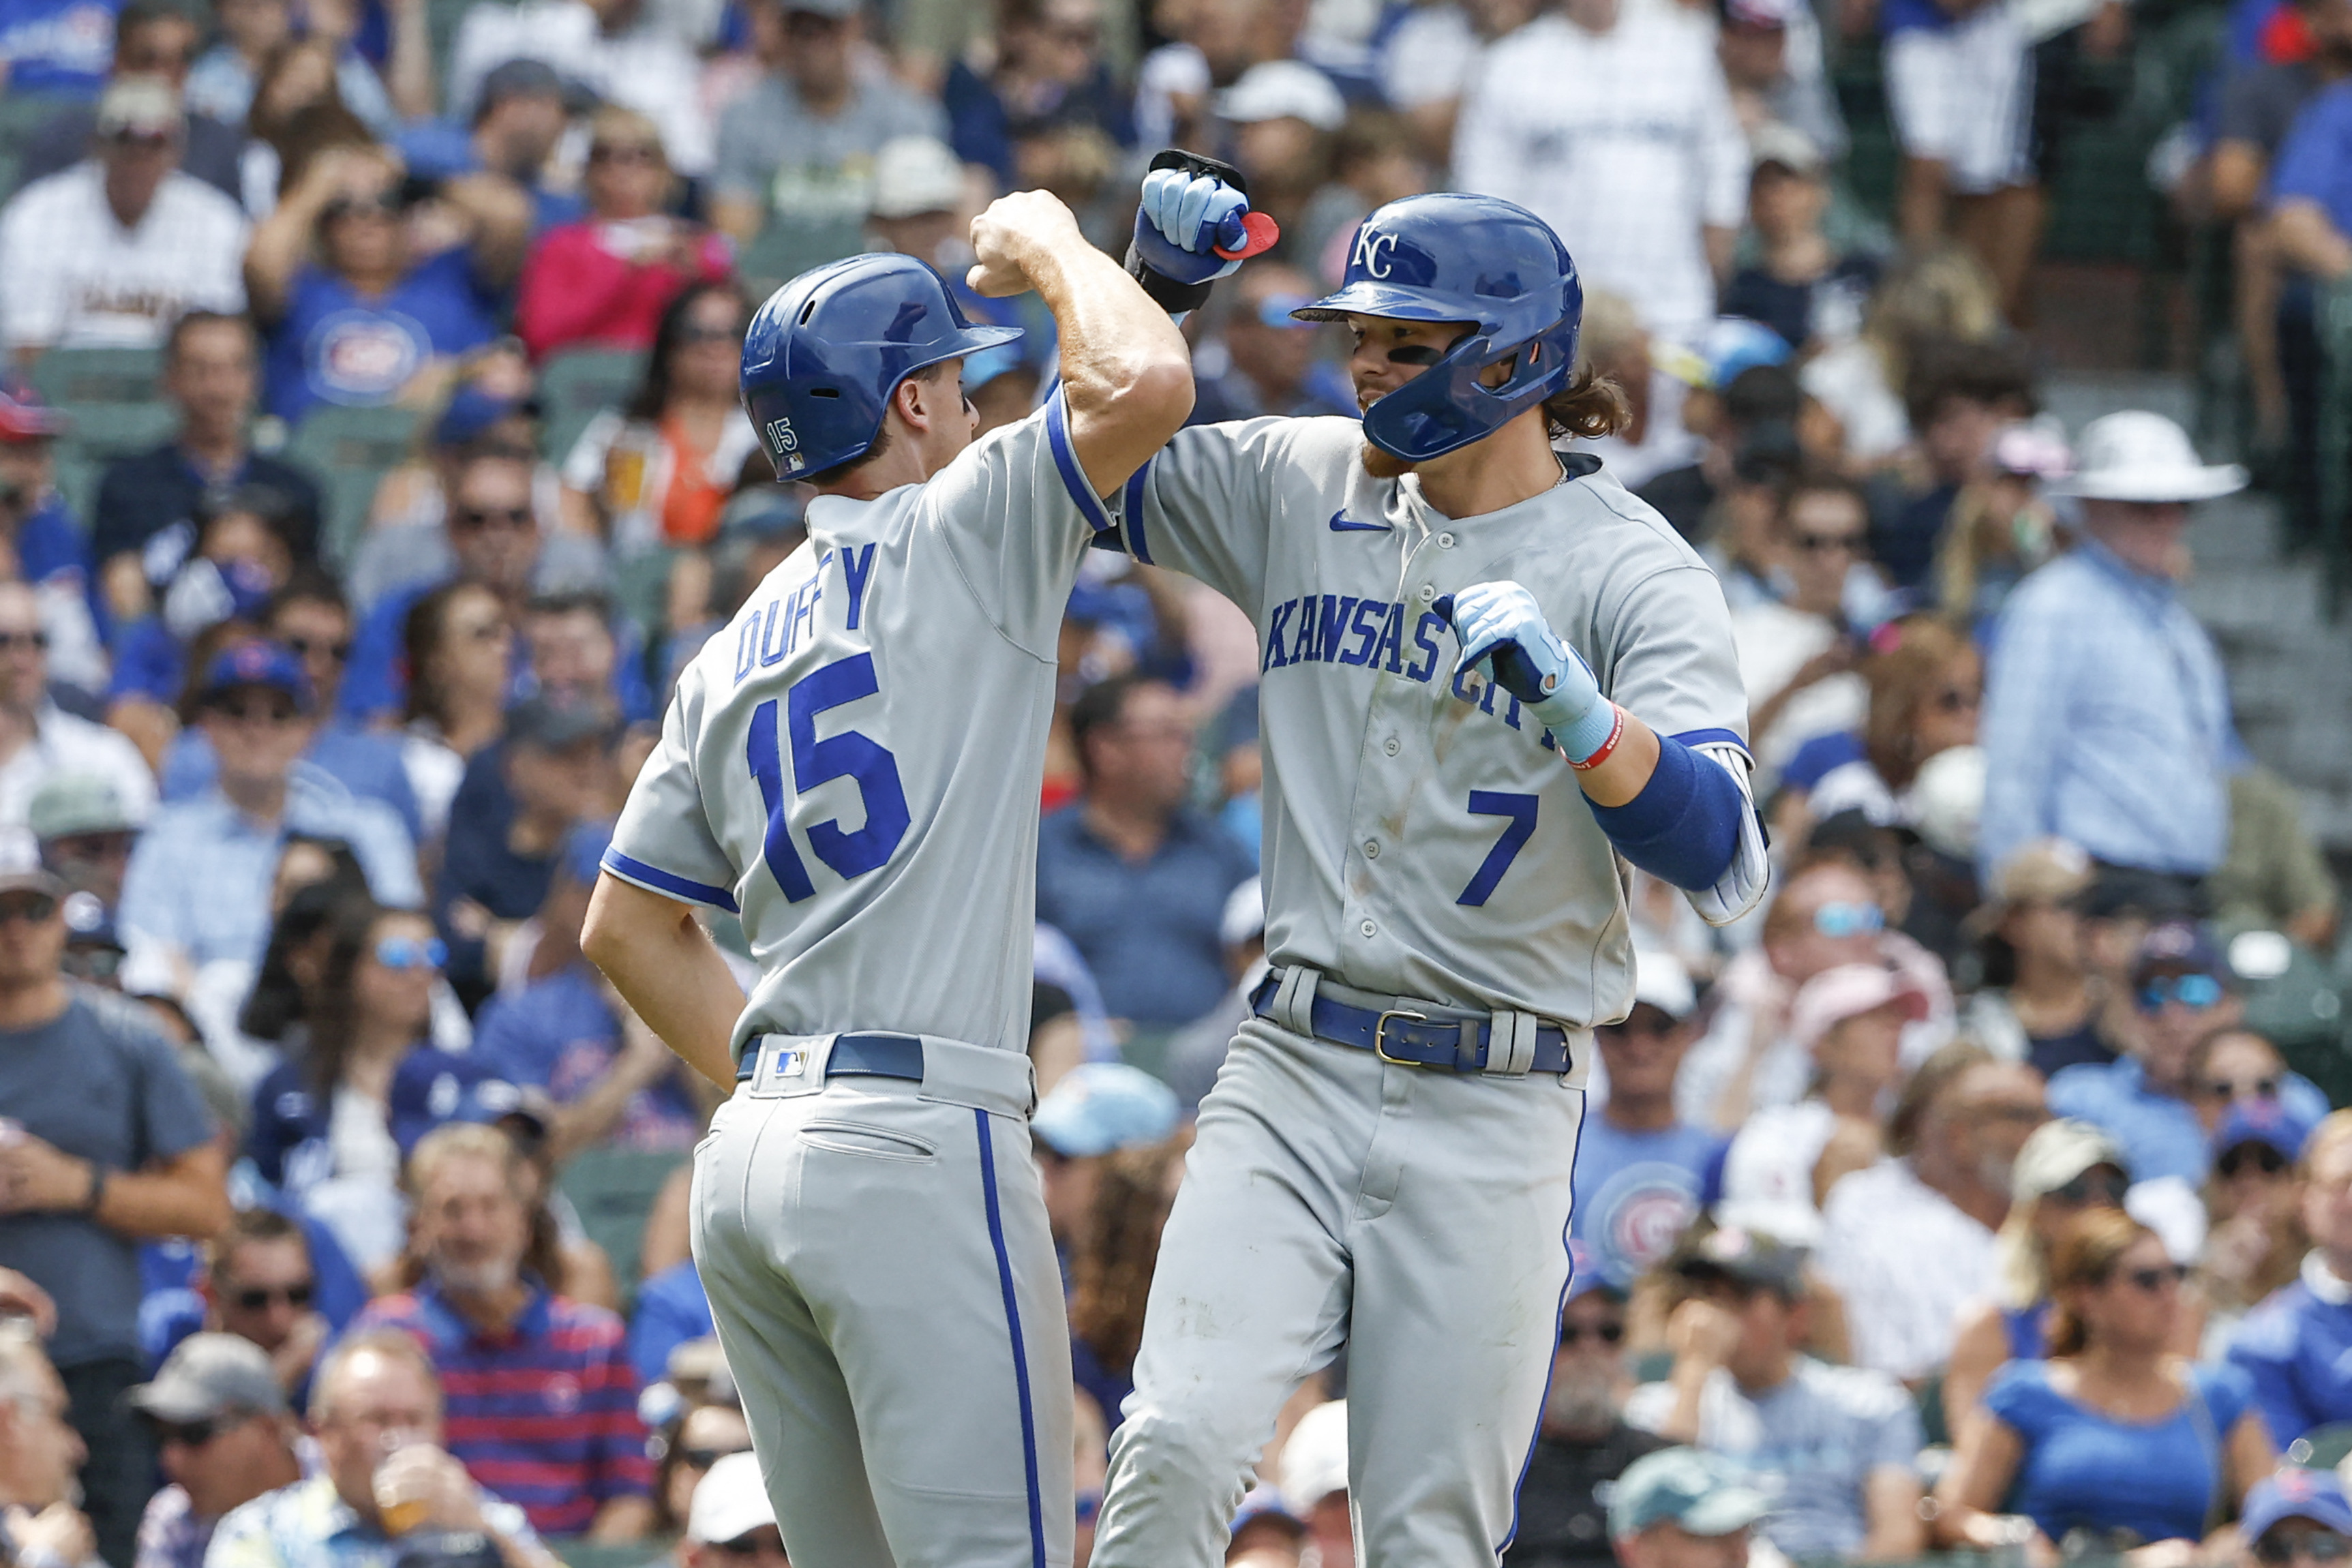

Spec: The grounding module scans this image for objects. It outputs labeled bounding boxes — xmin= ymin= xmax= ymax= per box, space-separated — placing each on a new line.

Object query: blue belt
xmin=1248 ymin=975 xmax=1575 ymax=1074
xmin=735 ymin=1031 xmax=926 ymax=1083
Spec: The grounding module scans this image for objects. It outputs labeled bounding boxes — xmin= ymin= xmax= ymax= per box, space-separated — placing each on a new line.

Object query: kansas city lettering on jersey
xmin=1259 ymin=590 xmax=1561 ymax=752
xmin=729 ymin=543 xmax=881 ymax=686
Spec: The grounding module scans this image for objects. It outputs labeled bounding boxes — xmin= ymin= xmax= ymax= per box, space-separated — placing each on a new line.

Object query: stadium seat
xmin=556 ymin=1146 xmax=687 ymax=1307
xmin=284 ymin=404 xmax=426 ymax=568
xmin=2290 ymin=1422 xmax=2352 ymax=1470
xmin=539 ymin=346 xmax=647 ymax=466
xmin=737 ymin=218 xmax=868 ymax=298
xmin=28 ymin=346 xmax=166 ymax=408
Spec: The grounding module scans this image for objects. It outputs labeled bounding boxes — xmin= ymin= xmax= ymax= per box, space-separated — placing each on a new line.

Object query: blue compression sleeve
xmin=1582 ymin=733 xmax=1743 ymax=891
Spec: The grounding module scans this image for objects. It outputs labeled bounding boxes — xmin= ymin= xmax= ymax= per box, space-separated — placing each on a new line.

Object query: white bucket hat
xmin=2053 ymin=410 xmax=2245 ymax=502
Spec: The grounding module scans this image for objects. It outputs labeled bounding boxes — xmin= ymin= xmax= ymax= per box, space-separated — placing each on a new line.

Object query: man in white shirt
xmin=1728 ymin=470 xmax=1871 ymax=779
xmin=0 ymin=78 xmax=247 ymax=357
xmin=0 ymin=583 xmax=156 ymax=832
xmin=1451 ymin=0 xmax=1749 ymax=344
xmin=1816 ymin=1042 xmax=2047 ymax=1381
xmin=449 ymin=0 xmax=717 ymax=177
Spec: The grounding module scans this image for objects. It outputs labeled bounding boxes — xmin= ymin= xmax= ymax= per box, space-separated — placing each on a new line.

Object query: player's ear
xmin=894 ymin=372 xmax=936 ymax=435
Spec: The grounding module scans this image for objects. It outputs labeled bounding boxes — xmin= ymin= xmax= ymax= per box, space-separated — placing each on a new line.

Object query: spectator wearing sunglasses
xmin=1186 ymin=263 xmax=1359 ymax=428
xmin=1934 ymin=1209 xmax=2274 ymax=1557
xmin=1728 ymin=472 xmax=1871 ymax=782
xmin=645 ymin=1398 xmax=753 ymax=1539
xmin=1504 ymin=1253 xmax=1668 ymax=1568
xmin=129 ymin=1334 xmax=306 ymax=1568
xmin=2239 ymin=1468 xmax=2352 ymax=1568
xmin=2229 ymin=1112 xmax=2352 ymax=1450
xmin=159 ymin=575 xmax=422 ymax=843
xmin=0 ymin=583 xmax=154 ymax=833
xmin=2201 ymin=1096 xmax=2317 ymax=1329
xmin=681 ymin=1451 xmax=787 ymax=1568
xmin=2050 ymin=922 xmax=2326 ymax=1188
xmin=1959 ymin=839 xmax=2111 ymax=1081
xmin=31 ymin=775 xmax=140 ymax=920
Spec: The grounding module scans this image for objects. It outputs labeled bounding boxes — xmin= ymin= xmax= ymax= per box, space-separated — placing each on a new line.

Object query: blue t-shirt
xmin=472 ymin=964 xmax=701 ymax=1151
xmin=264 ymin=250 xmax=501 ymax=424
xmin=0 ymin=0 xmax=119 ymax=93
xmin=1985 ymin=1358 xmax=2256 ymax=1544
xmin=1571 ymin=1116 xmax=1725 ymax=1291
xmin=626 ymin=1260 xmax=713 ymax=1390
xmin=2048 ymin=1057 xmax=2330 ymax=1186
xmin=1034 ymin=805 xmax=1256 ymax=1029
xmin=1781 ymin=729 xmax=1865 ymax=794
xmin=2228 ymin=1272 xmax=2352 ymax=1449
xmin=1880 ymin=0 xmax=1953 ymax=35
xmin=2270 ymin=80 xmax=2352 ymax=237
xmin=162 ymin=720 xmax=422 ymax=843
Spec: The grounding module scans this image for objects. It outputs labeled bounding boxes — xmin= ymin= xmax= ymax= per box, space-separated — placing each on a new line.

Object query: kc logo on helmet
xmin=1351 ymin=228 xmax=1399 ymax=280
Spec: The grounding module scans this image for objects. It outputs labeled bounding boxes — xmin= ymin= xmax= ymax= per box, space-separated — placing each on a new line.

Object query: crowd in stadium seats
xmin=1 ymin=0 xmax=2351 ymax=1561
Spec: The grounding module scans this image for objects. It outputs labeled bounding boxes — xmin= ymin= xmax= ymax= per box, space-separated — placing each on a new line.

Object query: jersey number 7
xmin=746 ymin=652 xmax=913 ymax=901
xmin=1458 ymin=791 xmax=1538 ymax=907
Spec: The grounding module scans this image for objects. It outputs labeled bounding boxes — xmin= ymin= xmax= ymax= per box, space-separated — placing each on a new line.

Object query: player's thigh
xmin=691 ymin=1096 xmax=897 ymax=1568
xmin=1344 ymin=1072 xmax=1584 ymax=1567
xmin=790 ymin=1091 xmax=1076 ymax=1568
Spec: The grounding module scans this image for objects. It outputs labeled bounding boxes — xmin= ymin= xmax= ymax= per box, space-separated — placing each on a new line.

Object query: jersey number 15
xmin=746 ymin=652 xmax=911 ymax=901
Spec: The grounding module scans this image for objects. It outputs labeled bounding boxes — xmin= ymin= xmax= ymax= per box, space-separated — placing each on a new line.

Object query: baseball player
xmin=1084 ymin=187 xmax=1773 ymax=1565
xmin=578 ymin=188 xmax=1219 ymax=1568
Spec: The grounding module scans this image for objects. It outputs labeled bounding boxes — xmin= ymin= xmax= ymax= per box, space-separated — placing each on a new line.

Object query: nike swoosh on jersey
xmin=1328 ymin=511 xmax=1391 ymax=532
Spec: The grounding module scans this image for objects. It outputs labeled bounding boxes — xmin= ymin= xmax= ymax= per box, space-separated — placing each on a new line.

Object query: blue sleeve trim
xmin=1669 ymin=726 xmax=1753 ymax=764
xmin=1044 ymin=387 xmax=1117 ymax=537
xmin=600 ymin=848 xmax=742 ymax=914
xmin=1583 ymin=734 xmax=1742 ymax=890
xmin=1122 ymin=462 xmax=1155 ymax=564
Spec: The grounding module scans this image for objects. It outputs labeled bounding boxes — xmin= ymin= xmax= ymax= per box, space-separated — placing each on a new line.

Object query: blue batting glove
xmin=1133 ymin=167 xmax=1251 ymax=285
xmin=1442 ymin=581 xmax=1616 ymax=758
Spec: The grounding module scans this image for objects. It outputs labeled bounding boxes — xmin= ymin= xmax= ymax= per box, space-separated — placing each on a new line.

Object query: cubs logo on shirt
xmin=309 ymin=308 xmax=428 ymax=406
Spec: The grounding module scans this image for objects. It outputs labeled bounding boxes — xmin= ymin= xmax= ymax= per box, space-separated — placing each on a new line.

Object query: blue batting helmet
xmin=740 ymin=253 xmax=1024 ymax=479
xmin=1294 ymin=194 xmax=1582 ymax=464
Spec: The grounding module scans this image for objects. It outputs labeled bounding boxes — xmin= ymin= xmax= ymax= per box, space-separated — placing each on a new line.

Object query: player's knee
xmin=1107 ymin=1401 xmax=1256 ymax=1495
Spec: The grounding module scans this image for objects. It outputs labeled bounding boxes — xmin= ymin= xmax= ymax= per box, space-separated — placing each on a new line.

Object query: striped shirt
xmin=350 ymin=1284 xmax=650 ymax=1535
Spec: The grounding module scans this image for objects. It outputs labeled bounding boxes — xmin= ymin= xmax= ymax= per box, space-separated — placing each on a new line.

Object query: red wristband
xmin=1567 ymin=704 xmax=1625 ymax=772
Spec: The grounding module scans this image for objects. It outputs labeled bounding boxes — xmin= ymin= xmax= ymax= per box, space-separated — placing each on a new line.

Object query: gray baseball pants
xmin=691 ymin=1033 xmax=1074 ymax=1568
xmin=1090 ymin=1012 xmax=1586 ymax=1567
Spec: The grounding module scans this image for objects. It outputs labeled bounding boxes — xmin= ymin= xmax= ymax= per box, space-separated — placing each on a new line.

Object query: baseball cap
xmin=505 ymin=695 xmax=615 ymax=751
xmin=687 ymin=1451 xmax=776 ymax=1545
xmin=29 ymin=774 xmax=141 ymax=841
xmin=0 ymin=382 xmax=67 ymax=442
xmin=435 ymin=386 xmax=538 ymax=450
xmin=95 ymin=76 xmax=185 ymax=139
xmin=1216 ymin=61 xmax=1346 ymax=133
xmin=870 ymin=136 xmax=965 ymax=221
xmin=2245 ymin=1470 xmax=2352 ymax=1542
xmin=1749 ymin=121 xmax=1821 ymax=175
xmin=198 ymin=640 xmax=316 ymax=714
xmin=388 ymin=1049 xmax=551 ymax=1158
xmin=2011 ymin=1117 xmax=2130 ymax=1203
xmin=2132 ymin=920 xmax=2231 ymax=989
xmin=477 ymin=57 xmax=566 ymax=115
xmin=1219 ymin=877 xmax=1265 ymax=950
xmin=1788 ymin=963 xmax=1929 ymax=1052
xmin=1993 ymin=416 xmax=2075 ymax=481
xmin=1031 ymin=1062 xmax=1179 ymax=1158
xmin=0 ymin=826 xmax=63 ymax=899
xmin=1608 ymin=1447 xmax=1771 ymax=1539
xmin=1631 ymin=948 xmax=1697 ymax=1020
xmin=2216 ymin=1097 xmax=2318 ymax=1165
xmin=1912 ymin=744 xmax=1985 ymax=862
xmin=130 ymin=1332 xmax=287 ymax=1423
xmin=1277 ymin=1398 xmax=1348 ymax=1507
xmin=1672 ymin=1224 xmax=1807 ymax=1298
xmin=783 ymin=0 xmax=860 ymax=18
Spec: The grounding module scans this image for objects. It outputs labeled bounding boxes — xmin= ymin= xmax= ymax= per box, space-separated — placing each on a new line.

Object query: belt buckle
xmin=1373 ymin=1008 xmax=1430 ymax=1067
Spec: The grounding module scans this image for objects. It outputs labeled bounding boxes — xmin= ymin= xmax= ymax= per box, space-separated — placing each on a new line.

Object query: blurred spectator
xmin=398 ymin=581 xmax=512 ymax=844
xmin=183 ymin=0 xmax=417 ymax=136
xmin=434 ymin=696 xmax=615 ymax=1006
xmin=1931 ymin=417 xmax=2068 ymax=635
xmin=1640 ymin=359 xmax=1798 ymax=554
xmin=643 ymin=1396 xmax=749 ymax=1536
xmin=1943 ymin=1117 xmax=2132 ymax=1431
xmin=1817 ymin=1043 xmax=2046 ymax=1380
xmin=944 ymin=0 xmax=1133 ymax=193
xmin=1977 ymin=412 xmax=2246 ymax=886
xmin=243 ymin=141 xmax=532 ymax=424
xmin=235 ymin=44 xmax=376 ymax=215
xmin=1213 ymin=62 xmax=1344 ymax=260
xmin=1717 ymin=963 xmax=1927 ymax=1241
xmin=515 ymin=109 xmax=732 ymax=363
xmin=120 ymin=642 xmax=419 ymax=980
xmin=560 ymin=284 xmax=759 ymax=556
xmin=708 ymin=0 xmax=948 ymax=242
xmin=1717 ymin=0 xmax=1845 ymax=163
xmin=2050 ymin=920 xmax=2325 ymax=1186
xmin=472 ymin=824 xmax=704 ymax=1157
xmin=0 ymin=77 xmax=248 ymax=357
xmin=1452 ymin=0 xmax=1746 ymax=344
xmin=2214 ymin=764 xmax=2342 ymax=950
xmin=1881 ymin=0 xmax=2038 ymax=319
xmin=195 ymin=1209 xmax=332 ymax=1402
xmin=91 ymin=312 xmax=325 ymax=627
xmin=0 ymin=833 xmax=231 ymax=1568
xmin=2229 ymin=1111 xmax=2352 ymax=1449
xmin=1036 ymin=674 xmax=1254 ymax=1038
xmin=1933 ymin=1209 xmax=2272 ymax=1553
xmin=1869 ymin=339 xmax=2033 ymax=592
xmin=1068 ymin=1130 xmax=1186 ymax=1433
xmin=1033 ymin=1061 xmax=1179 ymax=1258
xmin=1959 ymin=838 xmax=2107 ymax=1077
xmin=393 ymin=59 xmax=581 ymax=233
xmin=243 ymin=900 xmax=444 ymax=1270
xmin=1503 ymin=1267 xmax=1669 ymax=1568
xmin=12 ymin=0 xmax=247 ymax=200
xmin=1775 ymin=622 xmax=1981 ymax=860
xmin=2200 ymin=1095 xmax=2315 ymax=1327
xmin=0 ymin=1325 xmax=95 ymax=1568
xmin=0 ymin=386 xmax=107 ymax=697
xmin=1603 ymin=1447 xmax=1770 ymax=1568
xmin=1627 ymin=1228 xmax=1926 ymax=1561
xmin=678 ymin=1451 xmax=785 ymax=1568
xmin=204 ymin=1328 xmax=560 ymax=1568
xmin=129 ymin=1334 xmax=304 ymax=1568
xmin=1720 ymin=130 xmax=1878 ymax=358
xmin=351 ymin=1124 xmax=652 ymax=1539
xmin=1292 ymin=112 xmax=1432 ymax=290
xmin=1575 ymin=951 xmax=1722 ymax=1294
xmin=1730 ymin=471 xmax=1869 ymax=777
xmin=448 ymin=3 xmax=712 ymax=182
xmin=1162 ymin=877 xmax=1266 ymax=1113
xmin=2270 ymin=78 xmax=2352 ymax=534
xmin=1187 ymin=263 xmax=1357 ymax=425
xmin=1275 ymin=1398 xmax=1351 ymax=1568
xmin=1376 ymin=0 xmax=1541 ymax=164
xmin=518 ymin=591 xmax=645 ymax=716
xmin=627 ymin=1266 xmax=717 ymax=1396
xmin=32 ymin=773 xmax=140 ymax=909
xmin=0 ymin=581 xmax=153 ymax=827
xmin=2238 ymin=1473 xmax=2352 ymax=1568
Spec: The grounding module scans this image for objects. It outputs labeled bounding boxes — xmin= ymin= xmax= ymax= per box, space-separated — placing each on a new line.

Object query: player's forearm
xmin=1025 ymin=240 xmax=1194 ymax=489
xmin=1579 ymin=725 xmax=1744 ymax=891
xmin=583 ymin=877 xmax=748 ymax=1089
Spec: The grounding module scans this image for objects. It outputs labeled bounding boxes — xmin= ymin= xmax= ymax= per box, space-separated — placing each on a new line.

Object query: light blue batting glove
xmin=1441 ymin=581 xmax=1617 ymax=762
xmin=1134 ymin=167 xmax=1252 ymax=285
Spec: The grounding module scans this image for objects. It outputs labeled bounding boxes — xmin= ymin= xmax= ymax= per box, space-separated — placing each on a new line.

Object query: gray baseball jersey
xmin=605 ymin=391 xmax=1117 ymax=1056
xmin=1098 ymin=414 xmax=1757 ymax=1027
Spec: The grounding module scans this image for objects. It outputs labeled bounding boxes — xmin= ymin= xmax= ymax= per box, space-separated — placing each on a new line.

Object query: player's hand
xmin=1438 ymin=582 xmax=1612 ymax=752
xmin=967 ymin=190 xmax=1087 ymax=297
xmin=1132 ymin=166 xmax=1276 ymax=285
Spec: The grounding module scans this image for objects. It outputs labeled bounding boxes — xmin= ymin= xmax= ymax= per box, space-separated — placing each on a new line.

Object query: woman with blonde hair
xmin=1800 ymin=245 xmax=2005 ymax=466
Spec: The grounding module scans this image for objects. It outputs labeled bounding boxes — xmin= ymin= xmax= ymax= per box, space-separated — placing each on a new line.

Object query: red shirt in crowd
xmin=515 ymin=220 xmax=734 ymax=361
